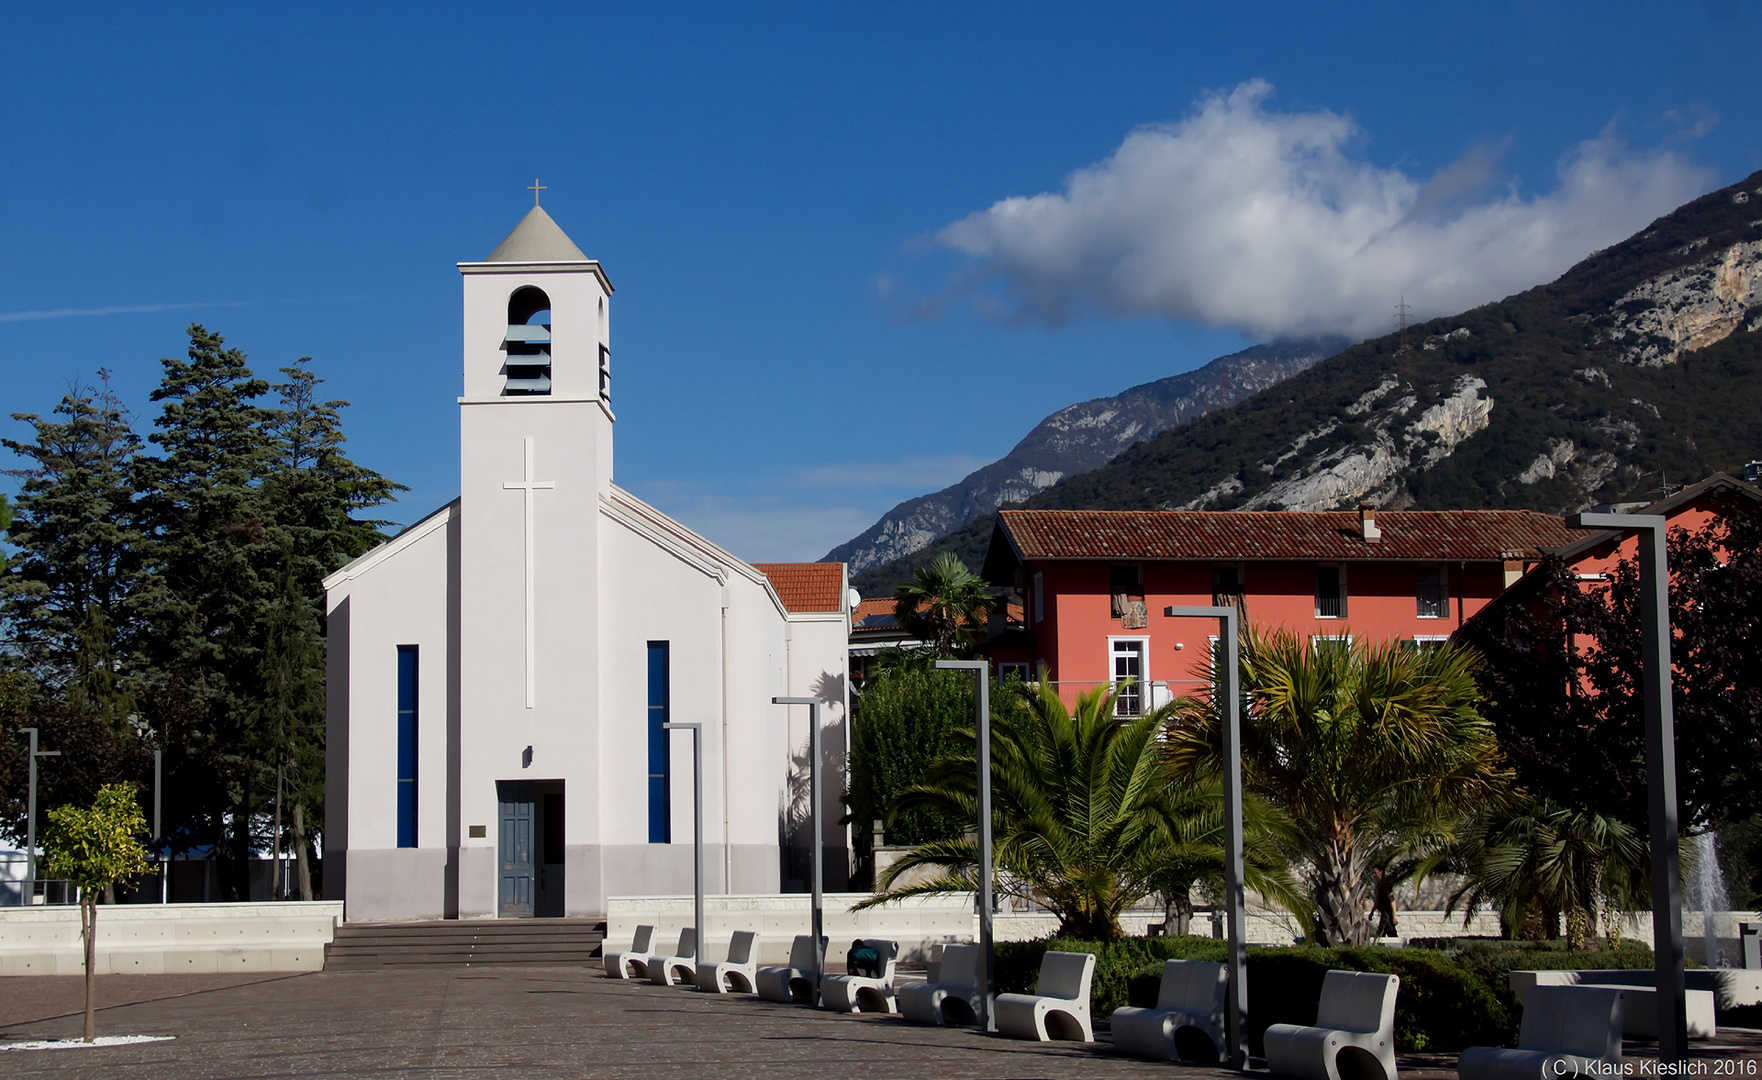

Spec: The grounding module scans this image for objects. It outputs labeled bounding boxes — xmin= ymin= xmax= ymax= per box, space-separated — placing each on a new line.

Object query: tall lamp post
xmin=154 ymin=749 xmax=169 ymax=904
xmin=1568 ymin=511 xmax=1687 ymax=1064
xmin=18 ymin=728 xmax=62 ymax=899
xmin=1164 ymin=605 xmax=1249 ymax=1070
xmin=932 ymin=660 xmax=996 ymax=1033
xmin=772 ymin=697 xmax=825 ymax=1005
xmin=661 ymin=722 xmax=704 ymax=969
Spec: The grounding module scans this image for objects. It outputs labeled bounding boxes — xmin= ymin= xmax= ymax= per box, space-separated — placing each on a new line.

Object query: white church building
xmin=323 ymin=206 xmax=852 ymax=921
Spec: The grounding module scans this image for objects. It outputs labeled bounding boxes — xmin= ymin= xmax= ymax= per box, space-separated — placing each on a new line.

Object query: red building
xmin=979 ymin=506 xmax=1590 ymax=712
xmin=1457 ymin=471 xmax=1762 ymax=646
xmin=1534 ymin=472 xmax=1760 ymax=585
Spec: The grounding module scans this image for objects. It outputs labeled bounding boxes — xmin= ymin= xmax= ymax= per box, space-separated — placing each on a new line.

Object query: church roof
xmin=753 ymin=563 xmax=847 ymax=613
xmin=486 ymin=205 xmax=589 ymax=263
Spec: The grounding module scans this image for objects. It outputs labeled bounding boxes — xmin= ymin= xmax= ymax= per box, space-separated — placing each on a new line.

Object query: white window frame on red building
xmin=1107 ymin=635 xmax=1150 ymax=716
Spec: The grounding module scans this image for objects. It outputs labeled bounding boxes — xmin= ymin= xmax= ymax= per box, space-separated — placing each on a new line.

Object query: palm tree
xmin=855 ymin=679 xmax=1303 ymax=940
xmin=1167 ymin=628 xmax=1511 ymax=946
xmin=1431 ymin=800 xmax=1645 ymax=947
xmin=1145 ymin=787 xmax=1309 ymax=939
xmin=892 ymin=552 xmax=994 ymax=656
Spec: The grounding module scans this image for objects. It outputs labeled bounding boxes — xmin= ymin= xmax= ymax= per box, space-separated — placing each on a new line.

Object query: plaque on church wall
xmin=468 ymin=825 xmax=487 ymax=838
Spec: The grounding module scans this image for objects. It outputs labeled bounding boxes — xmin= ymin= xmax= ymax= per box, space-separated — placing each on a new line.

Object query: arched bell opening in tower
xmin=503 ymin=285 xmax=553 ymax=395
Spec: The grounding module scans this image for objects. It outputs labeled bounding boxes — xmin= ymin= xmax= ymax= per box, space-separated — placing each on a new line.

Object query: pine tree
xmin=262 ymin=357 xmax=402 ymax=596
xmin=134 ymin=325 xmax=277 ymax=900
xmin=1 ymin=373 xmax=146 ymax=727
xmin=257 ymin=358 xmax=401 ymax=897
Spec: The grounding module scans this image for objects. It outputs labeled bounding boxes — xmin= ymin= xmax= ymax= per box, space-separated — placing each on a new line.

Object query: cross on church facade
xmin=528 ymin=179 xmax=546 ymax=205
xmin=504 ymin=436 xmax=554 ymax=708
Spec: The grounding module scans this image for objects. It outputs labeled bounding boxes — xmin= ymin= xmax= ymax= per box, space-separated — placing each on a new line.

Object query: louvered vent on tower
xmin=504 ymin=286 xmax=552 ymax=396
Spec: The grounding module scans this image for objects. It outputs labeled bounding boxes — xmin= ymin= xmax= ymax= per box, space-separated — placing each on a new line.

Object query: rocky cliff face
xmin=823 ymin=338 xmax=1346 ymax=573
xmin=1180 ymin=372 xmax=1496 ymax=511
xmin=1601 ymin=237 xmax=1762 ymax=366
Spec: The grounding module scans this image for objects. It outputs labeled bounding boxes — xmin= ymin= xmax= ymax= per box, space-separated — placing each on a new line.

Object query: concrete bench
xmin=604 ymin=924 xmax=657 ymax=980
xmin=1460 ymin=984 xmax=1625 ymax=1080
xmin=1265 ymin=970 xmax=1399 ymax=1080
xmin=755 ymin=934 xmax=825 ymax=1004
xmin=1511 ymin=967 xmax=1760 ymax=1010
xmin=1110 ymin=958 xmax=1228 ymax=1062
xmin=1510 ymin=971 xmax=1717 ymax=1038
xmin=996 ymin=950 xmax=1095 ymax=1043
xmin=899 ymin=943 xmax=981 ymax=1026
xmin=821 ymin=939 xmax=899 ymax=1014
xmin=647 ymin=927 xmax=697 ymax=987
xmin=695 ymin=930 xmax=758 ymax=994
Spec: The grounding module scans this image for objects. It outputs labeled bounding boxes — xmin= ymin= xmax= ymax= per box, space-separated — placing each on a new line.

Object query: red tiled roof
xmin=850 ymin=596 xmax=1022 ymax=632
xmin=996 ymin=509 xmax=1593 ymax=563
xmin=753 ymin=562 xmax=847 ymax=613
xmin=852 ymin=597 xmax=896 ymax=622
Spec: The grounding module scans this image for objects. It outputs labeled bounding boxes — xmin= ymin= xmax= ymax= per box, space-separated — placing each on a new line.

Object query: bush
xmin=1006 ymin=937 xmax=1514 ymax=1053
xmin=1232 ymin=947 xmax=1510 ymax=1054
xmin=995 ymin=936 xmax=1226 ymax=1018
xmin=846 ymin=664 xmax=972 ymax=853
xmin=1407 ymin=937 xmax=1655 ymax=1019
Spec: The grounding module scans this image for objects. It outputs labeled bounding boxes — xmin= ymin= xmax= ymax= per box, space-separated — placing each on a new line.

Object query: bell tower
xmin=453 ymin=202 xmax=614 ymax=917
xmin=457 ymin=204 xmax=615 ymax=492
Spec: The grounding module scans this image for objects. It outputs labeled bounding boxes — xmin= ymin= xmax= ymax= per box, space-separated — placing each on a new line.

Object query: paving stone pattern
xmin=0 ymin=967 xmax=1757 ymax=1079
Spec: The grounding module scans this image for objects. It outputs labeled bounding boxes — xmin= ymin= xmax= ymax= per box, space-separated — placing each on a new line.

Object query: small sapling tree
xmin=43 ymin=783 xmax=153 ymax=1042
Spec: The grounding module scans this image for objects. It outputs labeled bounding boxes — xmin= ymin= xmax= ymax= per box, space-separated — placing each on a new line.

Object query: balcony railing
xmin=1417 ymin=585 xmax=1446 ymax=618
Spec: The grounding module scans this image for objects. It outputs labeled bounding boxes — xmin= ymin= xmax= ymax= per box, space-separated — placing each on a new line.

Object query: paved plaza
xmin=1 ymin=967 xmax=1758 ymax=1079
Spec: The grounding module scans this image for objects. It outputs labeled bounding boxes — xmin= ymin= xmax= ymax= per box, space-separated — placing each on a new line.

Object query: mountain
xmin=824 ymin=337 xmax=1348 ymax=574
xmin=850 ymin=169 xmax=1762 ymax=596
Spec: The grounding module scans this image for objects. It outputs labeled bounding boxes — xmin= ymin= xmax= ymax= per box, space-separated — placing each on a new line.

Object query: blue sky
xmin=2 ymin=2 xmax=1758 ymax=562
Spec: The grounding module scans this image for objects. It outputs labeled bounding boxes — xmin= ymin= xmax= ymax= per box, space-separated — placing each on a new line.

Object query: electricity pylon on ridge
xmin=1394 ymin=296 xmax=1413 ymax=377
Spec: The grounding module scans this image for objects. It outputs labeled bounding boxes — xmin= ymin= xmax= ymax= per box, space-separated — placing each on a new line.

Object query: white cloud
xmin=0 ymin=300 xmax=251 ymax=324
xmin=931 ymin=80 xmax=1713 ymax=339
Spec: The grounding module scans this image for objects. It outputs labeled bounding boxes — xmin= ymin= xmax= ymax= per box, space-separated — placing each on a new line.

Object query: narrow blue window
xmin=647 ymin=641 xmax=671 ymax=843
xmin=396 ymin=645 xmax=419 ymax=848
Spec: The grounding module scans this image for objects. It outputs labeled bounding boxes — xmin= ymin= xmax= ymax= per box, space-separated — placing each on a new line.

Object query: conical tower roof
xmin=485 ymin=205 xmax=588 ymax=263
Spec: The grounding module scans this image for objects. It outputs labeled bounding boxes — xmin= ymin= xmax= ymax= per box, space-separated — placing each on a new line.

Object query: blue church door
xmin=498 ymin=781 xmax=536 ymax=917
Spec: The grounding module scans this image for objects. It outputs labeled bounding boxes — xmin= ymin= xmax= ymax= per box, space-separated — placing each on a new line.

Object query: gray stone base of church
xmin=340 ymin=843 xmax=806 ymax=921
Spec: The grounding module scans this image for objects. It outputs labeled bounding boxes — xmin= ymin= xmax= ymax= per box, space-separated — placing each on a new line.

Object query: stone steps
xmin=324 ymin=918 xmax=605 ymax=970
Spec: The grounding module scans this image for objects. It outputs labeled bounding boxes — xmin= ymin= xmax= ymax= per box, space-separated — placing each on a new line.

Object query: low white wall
xmin=606 ymin=894 xmax=1493 ymax=963
xmin=609 ymin=893 xmax=972 ymax=965
xmin=0 ymin=901 xmax=343 ymax=976
xmin=607 ymin=898 xmax=1762 ymax=962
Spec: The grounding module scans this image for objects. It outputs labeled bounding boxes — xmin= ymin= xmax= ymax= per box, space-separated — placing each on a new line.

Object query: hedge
xmin=994 ymin=936 xmax=1226 ymax=1019
xmin=1406 ymin=938 xmax=1656 ymax=1018
xmin=998 ymin=936 xmax=1652 ymax=1054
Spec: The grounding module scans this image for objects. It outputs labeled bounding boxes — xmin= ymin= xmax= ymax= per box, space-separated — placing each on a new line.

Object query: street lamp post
xmin=155 ymin=749 xmax=167 ymax=904
xmin=1164 ymin=605 xmax=1248 ymax=1070
xmin=18 ymin=727 xmax=62 ymax=898
xmin=661 ymin=722 xmax=704 ymax=971
xmin=772 ymin=697 xmax=825 ymax=1005
xmin=1568 ymin=511 xmax=1688 ymax=1064
xmin=933 ymin=659 xmax=996 ymax=1033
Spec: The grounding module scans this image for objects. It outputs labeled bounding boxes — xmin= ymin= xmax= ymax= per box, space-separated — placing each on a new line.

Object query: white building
xmin=323 ymin=206 xmax=851 ymax=921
